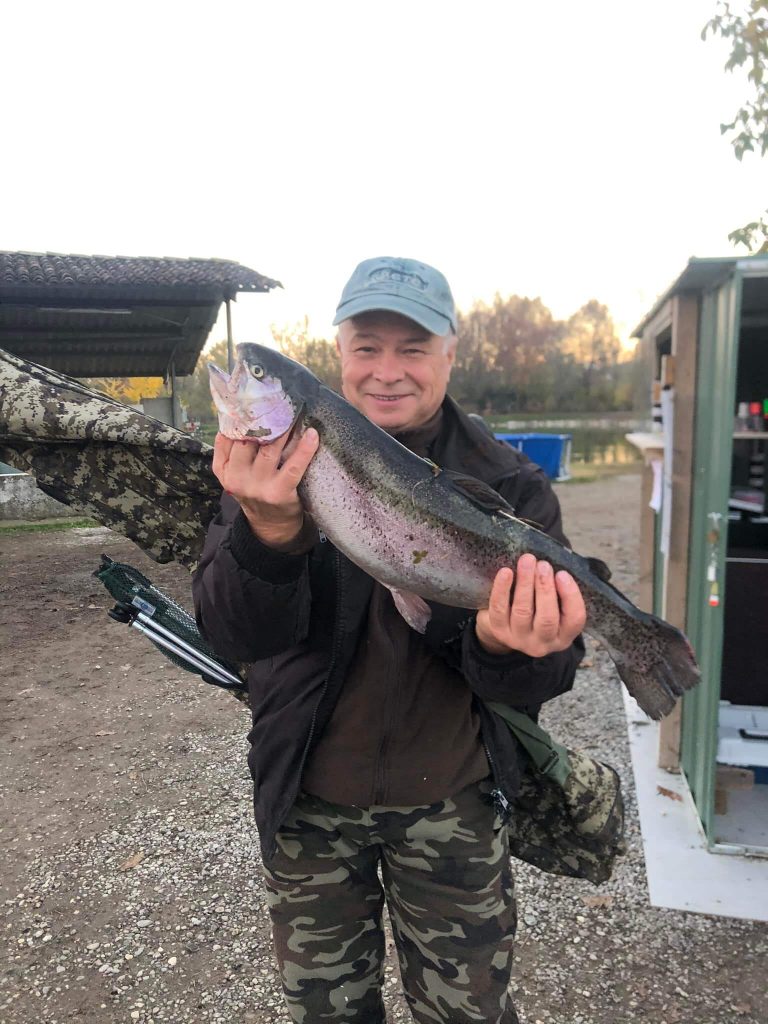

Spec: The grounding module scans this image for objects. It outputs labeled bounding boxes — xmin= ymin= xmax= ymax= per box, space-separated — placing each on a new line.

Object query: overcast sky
xmin=3 ymin=1 xmax=765 ymax=350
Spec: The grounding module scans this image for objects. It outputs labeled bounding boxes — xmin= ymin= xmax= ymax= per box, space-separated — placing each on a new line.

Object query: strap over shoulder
xmin=485 ymin=701 xmax=572 ymax=786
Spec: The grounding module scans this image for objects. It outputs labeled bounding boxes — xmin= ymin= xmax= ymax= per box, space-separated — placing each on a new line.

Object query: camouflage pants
xmin=262 ymin=779 xmax=519 ymax=1024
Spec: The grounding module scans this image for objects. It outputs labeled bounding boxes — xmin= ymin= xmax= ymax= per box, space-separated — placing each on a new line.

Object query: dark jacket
xmin=192 ymin=397 xmax=584 ymax=861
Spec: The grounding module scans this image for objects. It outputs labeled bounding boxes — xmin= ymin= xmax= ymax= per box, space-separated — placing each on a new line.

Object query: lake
xmin=489 ymin=414 xmax=648 ymax=474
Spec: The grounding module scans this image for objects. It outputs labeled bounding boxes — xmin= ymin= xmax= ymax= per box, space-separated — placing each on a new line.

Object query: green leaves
xmin=704 ymin=1 xmax=768 ymax=249
xmin=727 ymin=210 xmax=768 ymax=252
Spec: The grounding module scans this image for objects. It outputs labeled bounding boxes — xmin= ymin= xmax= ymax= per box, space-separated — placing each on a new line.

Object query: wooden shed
xmin=630 ymin=255 xmax=768 ymax=859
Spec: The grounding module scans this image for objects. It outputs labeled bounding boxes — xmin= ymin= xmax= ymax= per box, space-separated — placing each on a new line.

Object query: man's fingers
xmin=279 ymin=427 xmax=320 ymax=483
xmin=510 ymin=553 xmax=536 ymax=622
xmin=226 ymin=438 xmax=262 ymax=475
xmin=555 ymin=571 xmax=587 ymax=637
xmin=252 ymin=435 xmax=285 ymax=466
xmin=212 ymin=433 xmax=234 ymax=484
xmin=486 ymin=566 xmax=513 ymax=627
xmin=532 ymin=561 xmax=560 ymax=642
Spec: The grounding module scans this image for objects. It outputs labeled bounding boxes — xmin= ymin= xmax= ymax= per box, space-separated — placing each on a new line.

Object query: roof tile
xmin=0 ymin=251 xmax=280 ymax=293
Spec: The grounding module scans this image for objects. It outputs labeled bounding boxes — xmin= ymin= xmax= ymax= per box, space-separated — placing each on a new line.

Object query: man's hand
xmin=475 ymin=553 xmax=586 ymax=658
xmin=212 ymin=428 xmax=320 ymax=547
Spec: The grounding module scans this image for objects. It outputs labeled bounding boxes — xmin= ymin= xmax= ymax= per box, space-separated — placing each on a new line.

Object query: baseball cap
xmin=333 ymin=256 xmax=457 ymax=336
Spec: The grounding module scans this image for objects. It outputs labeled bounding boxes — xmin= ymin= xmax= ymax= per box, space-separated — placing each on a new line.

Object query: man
xmin=193 ymin=257 xmax=586 ymax=1024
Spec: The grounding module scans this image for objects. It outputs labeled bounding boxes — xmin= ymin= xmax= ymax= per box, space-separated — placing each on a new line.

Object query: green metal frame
xmin=653 ymin=509 xmax=664 ymax=616
xmin=681 ymin=272 xmax=742 ymax=842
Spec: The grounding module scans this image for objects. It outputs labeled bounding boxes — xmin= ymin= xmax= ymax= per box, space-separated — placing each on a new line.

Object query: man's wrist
xmin=242 ymin=508 xmax=304 ymax=550
xmin=474 ymin=619 xmax=513 ymax=656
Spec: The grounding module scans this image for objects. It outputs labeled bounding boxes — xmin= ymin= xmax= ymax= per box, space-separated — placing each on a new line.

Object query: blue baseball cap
xmin=333 ymin=256 xmax=457 ymax=336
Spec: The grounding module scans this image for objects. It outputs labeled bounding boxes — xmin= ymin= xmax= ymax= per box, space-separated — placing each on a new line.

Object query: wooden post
xmin=169 ymin=358 xmax=178 ymax=429
xmin=658 ymin=293 xmax=700 ymax=771
xmin=638 ymin=461 xmax=656 ymax=613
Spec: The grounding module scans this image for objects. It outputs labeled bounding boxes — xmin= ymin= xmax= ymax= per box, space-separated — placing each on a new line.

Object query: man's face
xmin=336 ymin=313 xmax=456 ymax=433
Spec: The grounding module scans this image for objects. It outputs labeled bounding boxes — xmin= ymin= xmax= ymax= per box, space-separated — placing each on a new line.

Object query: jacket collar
xmin=432 ymin=395 xmax=527 ymax=484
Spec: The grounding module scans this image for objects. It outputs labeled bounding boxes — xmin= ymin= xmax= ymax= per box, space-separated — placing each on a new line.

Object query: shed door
xmin=681 ymin=271 xmax=742 ymax=842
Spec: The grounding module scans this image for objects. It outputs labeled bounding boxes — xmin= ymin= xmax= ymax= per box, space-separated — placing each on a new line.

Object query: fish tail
xmin=607 ymin=615 xmax=701 ymax=720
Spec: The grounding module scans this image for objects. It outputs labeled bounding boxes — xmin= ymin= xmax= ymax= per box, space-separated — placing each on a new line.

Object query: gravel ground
xmin=1 ymin=470 xmax=766 ymax=1024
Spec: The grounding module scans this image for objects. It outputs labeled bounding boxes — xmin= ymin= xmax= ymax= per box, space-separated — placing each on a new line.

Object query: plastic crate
xmin=494 ymin=433 xmax=572 ymax=481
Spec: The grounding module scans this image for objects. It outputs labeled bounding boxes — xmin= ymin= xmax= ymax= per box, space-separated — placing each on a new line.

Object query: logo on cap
xmin=369 ymin=267 xmax=428 ymax=291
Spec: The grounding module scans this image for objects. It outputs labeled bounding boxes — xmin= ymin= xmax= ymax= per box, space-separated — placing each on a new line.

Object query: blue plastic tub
xmin=494 ymin=433 xmax=572 ymax=481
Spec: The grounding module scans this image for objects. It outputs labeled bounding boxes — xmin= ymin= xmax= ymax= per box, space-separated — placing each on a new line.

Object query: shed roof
xmin=632 ymin=255 xmax=768 ymax=338
xmin=0 ymin=251 xmax=281 ymax=377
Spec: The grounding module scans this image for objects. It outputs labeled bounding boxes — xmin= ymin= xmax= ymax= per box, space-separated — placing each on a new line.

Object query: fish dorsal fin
xmin=505 ymin=512 xmax=544 ymax=530
xmin=443 ymin=469 xmax=517 ymax=516
xmin=586 ymin=556 xmax=612 ymax=582
xmin=420 ymin=456 xmax=442 ymax=477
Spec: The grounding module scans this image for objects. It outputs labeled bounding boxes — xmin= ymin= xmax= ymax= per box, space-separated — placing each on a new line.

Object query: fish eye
xmin=250 ymin=364 xmax=265 ymax=380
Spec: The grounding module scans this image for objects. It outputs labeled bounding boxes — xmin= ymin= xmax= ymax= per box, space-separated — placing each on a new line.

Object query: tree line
xmin=451 ymin=295 xmax=642 ymax=414
xmin=168 ymin=294 xmax=648 ymax=427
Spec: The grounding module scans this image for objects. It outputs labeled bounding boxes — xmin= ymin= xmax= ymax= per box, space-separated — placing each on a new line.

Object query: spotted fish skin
xmin=212 ymin=343 xmax=701 ymax=720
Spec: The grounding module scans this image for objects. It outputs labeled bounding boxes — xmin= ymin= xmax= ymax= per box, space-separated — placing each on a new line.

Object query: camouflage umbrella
xmin=0 ymin=346 xmax=217 ymax=569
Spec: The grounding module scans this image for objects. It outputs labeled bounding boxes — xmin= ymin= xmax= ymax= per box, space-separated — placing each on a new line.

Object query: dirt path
xmin=1 ymin=471 xmax=766 ymax=1024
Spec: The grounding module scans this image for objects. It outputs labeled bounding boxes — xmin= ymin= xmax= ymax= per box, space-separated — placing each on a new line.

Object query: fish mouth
xmin=208 ymin=360 xmax=298 ymax=443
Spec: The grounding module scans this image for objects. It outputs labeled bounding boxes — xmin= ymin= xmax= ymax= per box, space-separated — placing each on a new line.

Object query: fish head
xmin=208 ymin=349 xmax=299 ymax=443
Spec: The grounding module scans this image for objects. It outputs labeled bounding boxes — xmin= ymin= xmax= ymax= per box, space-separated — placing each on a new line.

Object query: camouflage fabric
xmin=0 ymin=347 xmax=217 ymax=569
xmin=487 ymin=702 xmax=625 ymax=885
xmin=262 ymin=779 xmax=519 ymax=1024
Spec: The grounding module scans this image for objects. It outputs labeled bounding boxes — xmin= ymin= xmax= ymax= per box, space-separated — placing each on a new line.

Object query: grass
xmin=0 ymin=517 xmax=99 ymax=535
xmin=559 ymin=462 xmax=642 ymax=484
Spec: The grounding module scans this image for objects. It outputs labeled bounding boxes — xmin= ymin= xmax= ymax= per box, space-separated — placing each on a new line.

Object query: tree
xmin=174 ymin=338 xmax=229 ymax=425
xmin=703 ymin=1 xmax=768 ymax=252
xmin=454 ymin=295 xmax=567 ymax=413
xmin=81 ymin=375 xmax=166 ymax=404
xmin=561 ymin=301 xmax=622 ymax=410
xmin=272 ymin=318 xmax=342 ymax=394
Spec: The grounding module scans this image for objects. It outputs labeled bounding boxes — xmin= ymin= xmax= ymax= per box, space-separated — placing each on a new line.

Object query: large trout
xmin=209 ymin=344 xmax=700 ymax=719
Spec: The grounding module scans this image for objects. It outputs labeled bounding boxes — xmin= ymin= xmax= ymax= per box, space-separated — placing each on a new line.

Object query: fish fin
xmin=506 ymin=513 xmax=545 ymax=530
xmin=443 ymin=470 xmax=517 ymax=516
xmin=608 ymin=617 xmax=701 ymax=720
xmin=586 ymin=556 xmax=612 ymax=582
xmin=388 ymin=587 xmax=432 ymax=634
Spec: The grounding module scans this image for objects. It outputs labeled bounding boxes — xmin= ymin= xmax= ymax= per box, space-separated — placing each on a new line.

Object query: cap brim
xmin=332 ymin=294 xmax=453 ymax=336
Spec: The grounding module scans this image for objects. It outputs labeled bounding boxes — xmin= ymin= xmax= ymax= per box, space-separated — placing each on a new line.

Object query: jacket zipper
xmin=271 ymin=548 xmax=344 ymax=856
xmin=484 ymin=739 xmax=513 ymax=824
xmin=372 ymin=594 xmax=401 ymax=804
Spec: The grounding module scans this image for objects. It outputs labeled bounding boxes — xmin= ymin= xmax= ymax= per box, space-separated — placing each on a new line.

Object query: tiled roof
xmin=0 ymin=251 xmax=280 ymax=294
xmin=0 ymin=251 xmax=281 ymax=377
